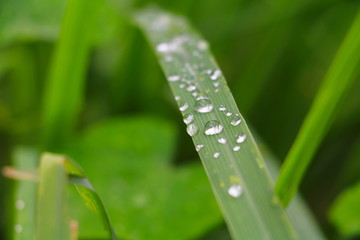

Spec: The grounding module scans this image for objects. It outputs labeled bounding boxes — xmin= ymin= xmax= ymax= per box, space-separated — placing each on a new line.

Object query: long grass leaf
xmin=275 ymin=10 xmax=360 ymax=206
xmin=41 ymin=0 xmax=101 ymax=150
xmin=135 ymin=7 xmax=297 ymax=239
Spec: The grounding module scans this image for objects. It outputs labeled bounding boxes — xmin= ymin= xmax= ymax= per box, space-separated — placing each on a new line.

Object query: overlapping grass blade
xmin=36 ymin=153 xmax=70 ymax=240
xmin=135 ymin=7 xmax=297 ymax=239
xmin=275 ymin=10 xmax=360 ymax=206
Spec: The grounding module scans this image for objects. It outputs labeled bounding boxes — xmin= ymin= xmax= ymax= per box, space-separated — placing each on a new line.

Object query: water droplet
xmin=198 ymin=40 xmax=208 ymax=50
xmin=196 ymin=144 xmax=204 ymax=152
xmin=174 ymin=96 xmax=181 ymax=101
xmin=15 ymin=200 xmax=25 ymax=210
xmin=231 ymin=115 xmax=241 ymax=126
xmin=233 ymin=146 xmax=240 ymax=151
xmin=219 ymin=105 xmax=226 ymax=111
xmin=213 ymin=152 xmax=220 ymax=158
xmin=14 ymin=224 xmax=23 ymax=233
xmin=228 ymin=184 xmax=243 ymax=198
xmin=218 ymin=138 xmax=227 ymax=144
xmin=179 ymin=102 xmax=189 ymax=112
xmin=225 ymin=111 xmax=233 ymax=117
xmin=187 ymin=124 xmax=198 ymax=136
xmin=204 ymin=120 xmax=224 ymax=135
xmin=179 ymin=83 xmax=185 ymax=89
xmin=196 ymin=92 xmax=209 ymax=101
xmin=236 ymin=134 xmax=247 ymax=143
xmin=213 ymin=82 xmax=220 ymax=88
xmin=192 ymin=91 xmax=198 ymax=97
xmin=168 ymin=75 xmax=180 ymax=82
xmin=195 ymin=99 xmax=214 ymax=113
xmin=186 ymin=85 xmax=196 ymax=92
xmin=210 ymin=70 xmax=222 ymax=80
xmin=156 ymin=42 xmax=170 ymax=52
xmin=183 ymin=114 xmax=194 ymax=124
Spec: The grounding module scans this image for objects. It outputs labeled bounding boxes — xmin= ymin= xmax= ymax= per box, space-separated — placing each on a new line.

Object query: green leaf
xmin=330 ymin=181 xmax=360 ymax=237
xmin=10 ymin=148 xmax=38 ymax=240
xmin=62 ymin=116 xmax=222 ymax=240
xmin=275 ymin=10 xmax=360 ymax=206
xmin=135 ymin=7 xmax=297 ymax=239
xmin=36 ymin=153 xmax=70 ymax=240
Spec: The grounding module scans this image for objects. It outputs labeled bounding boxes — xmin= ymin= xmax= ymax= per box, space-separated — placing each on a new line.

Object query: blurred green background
xmin=1 ymin=0 xmax=360 ymax=239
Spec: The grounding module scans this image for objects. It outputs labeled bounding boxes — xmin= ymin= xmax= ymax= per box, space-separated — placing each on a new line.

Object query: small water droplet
xmin=204 ymin=121 xmax=224 ymax=135
xmin=213 ymin=82 xmax=220 ymax=88
xmin=156 ymin=42 xmax=170 ymax=52
xmin=213 ymin=152 xmax=220 ymax=158
xmin=233 ymin=146 xmax=240 ymax=151
xmin=179 ymin=102 xmax=189 ymax=112
xmin=218 ymin=138 xmax=227 ymax=144
xmin=219 ymin=105 xmax=226 ymax=111
xmin=236 ymin=134 xmax=247 ymax=143
xmin=15 ymin=200 xmax=25 ymax=210
xmin=228 ymin=184 xmax=243 ymax=198
xmin=174 ymin=96 xmax=181 ymax=101
xmin=225 ymin=111 xmax=233 ymax=117
xmin=186 ymin=85 xmax=196 ymax=92
xmin=192 ymin=91 xmax=198 ymax=97
xmin=198 ymin=40 xmax=208 ymax=50
xmin=195 ymin=99 xmax=214 ymax=113
xmin=14 ymin=224 xmax=23 ymax=233
xmin=179 ymin=83 xmax=185 ymax=89
xmin=196 ymin=92 xmax=209 ymax=101
xmin=168 ymin=75 xmax=180 ymax=82
xmin=183 ymin=114 xmax=194 ymax=124
xmin=210 ymin=69 xmax=222 ymax=80
xmin=187 ymin=124 xmax=198 ymax=136
xmin=230 ymin=115 xmax=241 ymax=126
xmin=196 ymin=144 xmax=204 ymax=152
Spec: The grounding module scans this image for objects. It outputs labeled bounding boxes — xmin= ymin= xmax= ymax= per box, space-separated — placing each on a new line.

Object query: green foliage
xmin=330 ymin=182 xmax=360 ymax=237
xmin=62 ymin=117 xmax=222 ymax=239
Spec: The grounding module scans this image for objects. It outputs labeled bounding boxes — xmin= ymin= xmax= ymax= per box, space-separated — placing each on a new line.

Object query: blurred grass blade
xmin=41 ymin=0 xmax=101 ymax=150
xmin=135 ymin=7 xmax=297 ymax=239
xmin=36 ymin=153 xmax=70 ymax=240
xmin=275 ymin=10 xmax=360 ymax=206
xmin=10 ymin=148 xmax=38 ymax=240
xmin=63 ymin=157 xmax=118 ymax=240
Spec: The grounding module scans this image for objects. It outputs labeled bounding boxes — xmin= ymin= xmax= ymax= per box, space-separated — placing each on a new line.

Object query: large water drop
xmin=228 ymin=184 xmax=243 ymax=198
xmin=195 ymin=99 xmax=214 ymax=113
xmin=204 ymin=121 xmax=224 ymax=135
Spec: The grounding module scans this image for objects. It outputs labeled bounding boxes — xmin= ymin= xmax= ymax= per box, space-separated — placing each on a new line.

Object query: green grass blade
xmin=275 ymin=10 xmax=360 ymax=206
xmin=135 ymin=7 xmax=297 ymax=239
xmin=63 ymin=157 xmax=118 ymax=240
xmin=36 ymin=153 xmax=70 ymax=240
xmin=41 ymin=0 xmax=101 ymax=150
xmin=10 ymin=148 xmax=38 ymax=240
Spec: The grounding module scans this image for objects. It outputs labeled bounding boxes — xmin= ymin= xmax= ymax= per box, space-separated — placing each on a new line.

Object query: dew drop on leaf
xmin=230 ymin=115 xmax=241 ymax=126
xmin=183 ymin=114 xmax=194 ymax=124
xmin=236 ymin=134 xmax=247 ymax=143
xmin=204 ymin=120 xmax=224 ymax=135
xmin=196 ymin=144 xmax=204 ymax=152
xmin=195 ymin=99 xmax=214 ymax=113
xmin=213 ymin=152 xmax=220 ymax=158
xmin=187 ymin=124 xmax=198 ymax=136
xmin=179 ymin=102 xmax=189 ymax=112
xmin=228 ymin=184 xmax=243 ymax=198
xmin=15 ymin=200 xmax=25 ymax=210
xmin=233 ymin=146 xmax=240 ymax=151
xmin=218 ymin=138 xmax=227 ymax=144
xmin=168 ymin=75 xmax=180 ymax=82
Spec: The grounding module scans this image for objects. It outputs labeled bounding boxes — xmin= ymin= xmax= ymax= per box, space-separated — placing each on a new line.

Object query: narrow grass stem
xmin=41 ymin=0 xmax=101 ymax=150
xmin=275 ymin=10 xmax=360 ymax=207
